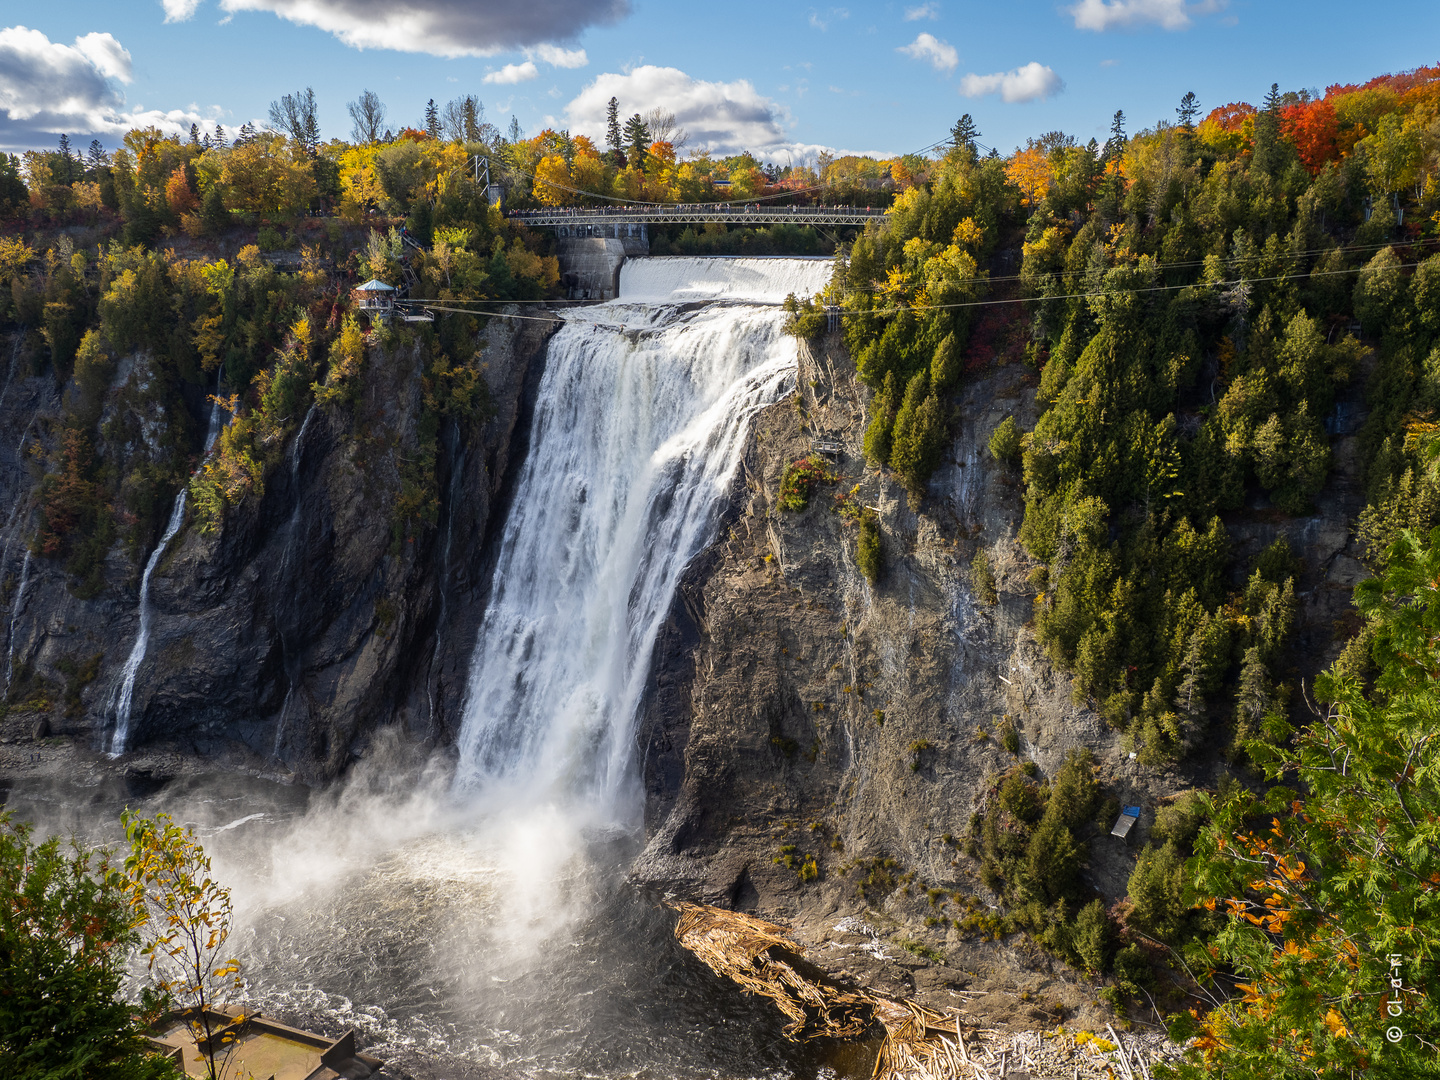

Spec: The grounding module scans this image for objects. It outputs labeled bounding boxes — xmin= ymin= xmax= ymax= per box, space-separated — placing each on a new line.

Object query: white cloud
xmin=0 ymin=25 xmax=211 ymax=150
xmin=808 ymin=7 xmax=849 ymax=30
xmin=161 ymin=0 xmax=204 ymax=22
xmin=904 ymin=2 xmax=939 ymax=19
xmin=959 ymin=61 xmax=1063 ymax=103
xmin=484 ymin=61 xmax=538 ymax=85
xmin=529 ymin=43 xmax=587 ymax=68
xmin=216 ymin=0 xmax=627 ymax=57
xmin=897 ymin=32 xmax=957 ymax=73
xmin=566 ymin=64 xmax=864 ymax=159
xmin=1068 ymin=0 xmax=1225 ymax=31
xmin=72 ymin=32 xmax=134 ymax=83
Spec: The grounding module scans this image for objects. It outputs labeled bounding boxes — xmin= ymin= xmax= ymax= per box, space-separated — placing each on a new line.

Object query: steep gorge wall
xmin=632 ymin=329 xmax=1369 ymax=1020
xmin=0 ymin=311 xmax=558 ymax=780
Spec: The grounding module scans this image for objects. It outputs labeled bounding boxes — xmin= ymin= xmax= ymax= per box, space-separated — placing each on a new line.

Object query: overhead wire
xmin=397 ymin=257 xmax=1428 ymax=327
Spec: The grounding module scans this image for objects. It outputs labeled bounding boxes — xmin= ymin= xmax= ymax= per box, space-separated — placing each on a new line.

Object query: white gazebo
xmin=352 ymin=278 xmax=396 ymax=317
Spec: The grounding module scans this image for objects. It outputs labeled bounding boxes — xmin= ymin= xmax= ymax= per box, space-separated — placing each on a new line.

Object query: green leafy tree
xmin=122 ymin=811 xmax=244 ymax=1080
xmin=1173 ymin=528 xmax=1440 ymax=1078
xmin=1 ymin=813 xmax=181 ymax=1080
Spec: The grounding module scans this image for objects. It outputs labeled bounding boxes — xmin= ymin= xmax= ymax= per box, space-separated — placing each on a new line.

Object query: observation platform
xmin=511 ymin=205 xmax=886 ymax=231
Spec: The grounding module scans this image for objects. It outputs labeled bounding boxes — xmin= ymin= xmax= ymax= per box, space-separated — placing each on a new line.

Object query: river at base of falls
xmin=5 ymin=763 xmax=848 ymax=1080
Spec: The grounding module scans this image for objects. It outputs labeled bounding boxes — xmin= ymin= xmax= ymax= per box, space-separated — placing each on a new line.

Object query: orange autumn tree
xmin=1006 ymin=144 xmax=1052 ymax=207
xmin=1167 ymin=528 xmax=1440 ymax=1079
xmin=1281 ymin=100 xmax=1340 ymax=174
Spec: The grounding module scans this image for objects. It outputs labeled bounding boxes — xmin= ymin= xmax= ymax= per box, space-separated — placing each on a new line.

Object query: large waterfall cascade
xmin=453 ymin=256 xmax=832 ymax=817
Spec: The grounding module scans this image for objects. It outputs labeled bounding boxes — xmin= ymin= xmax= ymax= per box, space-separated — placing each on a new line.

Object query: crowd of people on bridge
xmin=507 ymin=204 xmax=882 ymax=218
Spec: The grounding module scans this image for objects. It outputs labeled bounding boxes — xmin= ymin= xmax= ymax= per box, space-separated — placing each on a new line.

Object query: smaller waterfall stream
xmin=108 ymin=491 xmax=187 ymax=755
xmin=109 ymin=380 xmax=228 ymax=756
xmin=272 ymin=402 xmax=318 ymax=758
xmin=4 ymin=549 xmax=32 ymax=694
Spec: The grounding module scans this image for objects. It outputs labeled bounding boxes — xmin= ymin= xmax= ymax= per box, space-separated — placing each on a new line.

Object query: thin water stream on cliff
xmin=13 ymin=258 xmax=839 ymax=1079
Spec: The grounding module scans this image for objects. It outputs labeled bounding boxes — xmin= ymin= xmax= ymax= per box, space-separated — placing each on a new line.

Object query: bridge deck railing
xmin=511 ymin=206 xmax=886 ymax=227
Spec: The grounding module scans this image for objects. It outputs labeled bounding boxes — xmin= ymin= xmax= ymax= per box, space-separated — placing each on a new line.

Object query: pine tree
xmin=606 ymin=96 xmax=623 ymax=160
xmin=1103 ymin=109 xmax=1126 ymax=163
xmin=86 ymin=140 xmax=106 ymax=171
xmin=624 ymin=114 xmax=651 ymax=172
xmin=1176 ymin=91 xmax=1199 ymax=131
xmin=889 ymin=371 xmax=932 ymax=490
xmin=189 ymin=122 xmax=201 ymax=147
xmin=213 ymin=123 xmax=227 ymax=149
xmin=1252 ymin=82 xmax=1283 ymax=175
xmin=425 ymin=98 xmax=440 ymax=138
xmin=863 ymin=370 xmax=899 ymax=466
xmin=56 ymin=134 xmax=73 ymax=183
xmin=199 ymin=184 xmax=229 ymax=237
xmin=950 ymin=113 xmax=979 ymax=153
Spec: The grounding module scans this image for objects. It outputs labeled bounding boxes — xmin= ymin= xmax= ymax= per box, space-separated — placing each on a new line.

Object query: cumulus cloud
xmin=213 ymin=0 xmax=627 ymax=57
xmin=565 ymin=65 xmax=811 ymax=158
xmin=529 ymin=43 xmax=587 ymax=68
xmin=1068 ymin=0 xmax=1224 ymax=31
xmin=897 ymin=32 xmax=957 ymax=73
xmin=959 ymin=62 xmax=1063 ymax=103
xmin=483 ymin=61 xmax=538 ymax=85
xmin=904 ymin=2 xmax=939 ymax=19
xmin=161 ymin=0 xmax=204 ymax=22
xmin=0 ymin=25 xmax=210 ymax=150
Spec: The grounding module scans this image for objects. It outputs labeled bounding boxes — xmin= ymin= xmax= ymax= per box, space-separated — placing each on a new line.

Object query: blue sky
xmin=1 ymin=1 xmax=1437 ymax=159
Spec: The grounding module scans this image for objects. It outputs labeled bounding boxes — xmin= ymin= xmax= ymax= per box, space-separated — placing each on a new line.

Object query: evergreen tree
xmin=950 ymin=113 xmax=980 ymax=154
xmin=507 ymin=116 xmax=523 ymax=144
xmin=188 ymin=122 xmax=201 ymax=147
xmin=863 ymin=370 xmax=899 ymax=466
xmin=85 ymin=140 xmax=106 ymax=171
xmin=1253 ymin=82 xmax=1284 ymax=175
xmin=606 ymin=96 xmax=624 ymax=164
xmin=425 ymin=98 xmax=440 ymax=138
xmin=1176 ymin=91 xmax=1199 ymax=131
xmin=891 ymin=373 xmax=947 ymax=503
xmin=0 ymin=814 xmax=181 ymax=1080
xmin=624 ymin=114 xmax=651 ymax=171
xmin=212 ymin=123 xmax=227 ymax=149
xmin=199 ymin=184 xmax=229 ymax=237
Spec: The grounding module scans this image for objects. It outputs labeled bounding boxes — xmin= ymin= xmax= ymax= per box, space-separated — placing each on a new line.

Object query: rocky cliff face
xmin=632 ymin=329 xmax=1367 ymax=1023
xmin=0 ymin=311 xmax=558 ymax=781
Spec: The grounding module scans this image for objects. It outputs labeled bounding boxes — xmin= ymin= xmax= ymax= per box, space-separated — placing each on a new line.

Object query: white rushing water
xmin=109 ymin=490 xmax=188 ymax=755
xmin=4 ymin=548 xmax=31 ymax=694
xmin=110 ymin=382 xmax=229 ymax=756
xmin=454 ymin=256 xmax=831 ymax=816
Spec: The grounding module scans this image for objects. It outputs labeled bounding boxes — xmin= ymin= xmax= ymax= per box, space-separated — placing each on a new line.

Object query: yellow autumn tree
xmin=534 ymin=153 xmax=575 ymax=206
xmin=1006 ymin=145 xmax=1052 ymax=206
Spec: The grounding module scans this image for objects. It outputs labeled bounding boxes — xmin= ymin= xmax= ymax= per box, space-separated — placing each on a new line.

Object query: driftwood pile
xmin=671 ymin=900 xmax=873 ymax=1039
xmin=670 ymin=901 xmax=1166 ymax=1080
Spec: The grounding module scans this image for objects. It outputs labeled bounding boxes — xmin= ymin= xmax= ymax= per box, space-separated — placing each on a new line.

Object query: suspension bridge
xmin=510 ymin=205 xmax=887 ymax=229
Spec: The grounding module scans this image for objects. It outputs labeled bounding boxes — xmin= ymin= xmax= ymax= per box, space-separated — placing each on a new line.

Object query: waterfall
xmin=109 ymin=491 xmax=188 ymax=755
xmin=203 ymin=365 xmax=227 ymax=456
xmin=453 ymin=257 xmax=831 ymax=814
xmin=273 ymin=402 xmax=319 ymax=758
xmin=4 ymin=549 xmax=31 ymax=694
xmin=105 ymin=374 xmax=227 ymax=754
